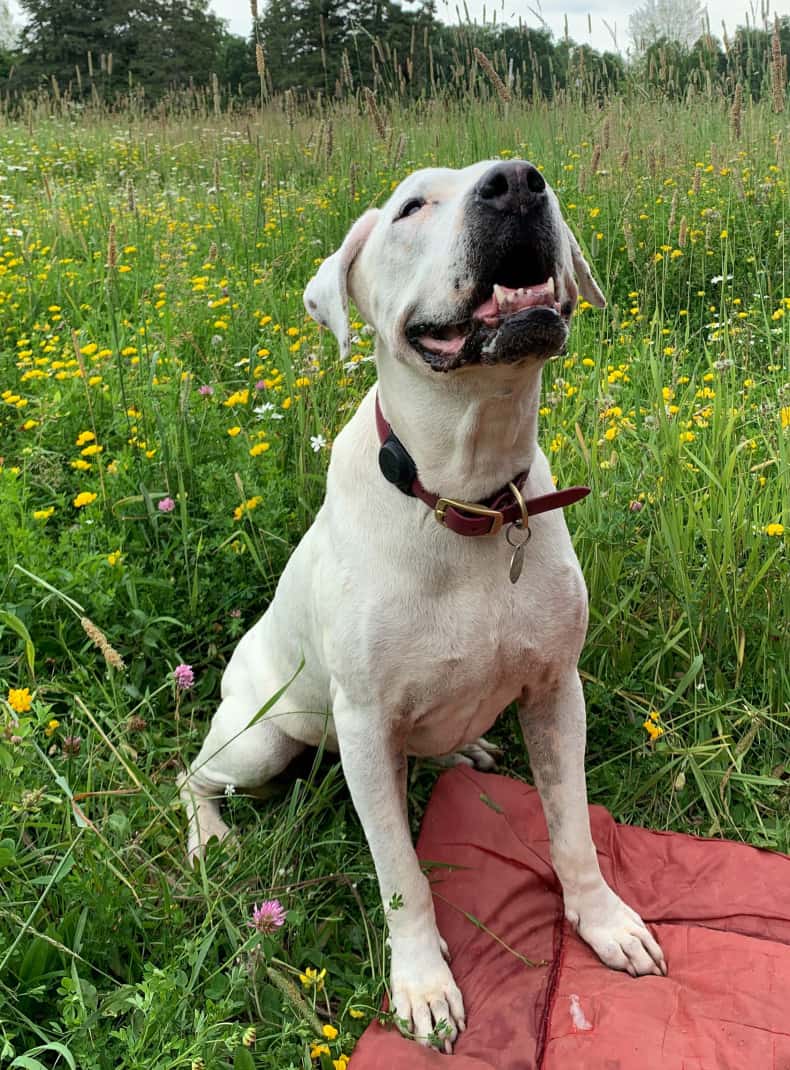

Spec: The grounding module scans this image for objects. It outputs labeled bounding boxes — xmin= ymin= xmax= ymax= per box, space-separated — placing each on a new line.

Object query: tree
xmin=628 ymin=0 xmax=707 ymax=52
xmin=14 ymin=0 xmax=225 ymax=98
xmin=256 ymin=0 xmax=440 ymax=95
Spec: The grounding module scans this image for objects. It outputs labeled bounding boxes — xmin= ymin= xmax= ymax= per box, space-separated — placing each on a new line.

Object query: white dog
xmin=180 ymin=160 xmax=667 ymax=1052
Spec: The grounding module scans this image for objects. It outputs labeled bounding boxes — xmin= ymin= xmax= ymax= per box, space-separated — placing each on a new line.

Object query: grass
xmin=0 ymin=84 xmax=788 ymax=1068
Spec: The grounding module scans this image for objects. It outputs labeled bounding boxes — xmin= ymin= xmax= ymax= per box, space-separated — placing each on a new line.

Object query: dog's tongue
xmin=416 ymin=278 xmax=557 ymax=355
xmin=473 ymin=279 xmax=556 ymax=326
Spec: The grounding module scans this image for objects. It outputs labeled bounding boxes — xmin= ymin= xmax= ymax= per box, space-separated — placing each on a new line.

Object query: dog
xmin=179 ymin=159 xmax=667 ymax=1053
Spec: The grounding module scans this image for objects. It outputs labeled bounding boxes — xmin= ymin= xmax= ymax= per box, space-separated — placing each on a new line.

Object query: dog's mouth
xmin=409 ymin=276 xmax=561 ymax=359
xmin=406 ymin=261 xmax=570 ymax=372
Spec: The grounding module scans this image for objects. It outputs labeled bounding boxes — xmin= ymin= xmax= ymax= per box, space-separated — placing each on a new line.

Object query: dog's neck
xmin=376 ymin=353 xmax=545 ymax=502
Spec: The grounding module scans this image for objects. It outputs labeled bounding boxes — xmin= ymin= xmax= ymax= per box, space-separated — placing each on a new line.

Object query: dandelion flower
xmin=73 ymin=491 xmax=98 ymax=508
xmin=765 ymin=523 xmax=785 ymax=537
xmin=249 ymin=899 xmax=287 ymax=934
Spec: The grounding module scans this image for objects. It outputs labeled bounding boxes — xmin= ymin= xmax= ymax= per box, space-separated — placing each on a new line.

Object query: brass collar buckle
xmin=434 ymin=497 xmax=504 ymax=535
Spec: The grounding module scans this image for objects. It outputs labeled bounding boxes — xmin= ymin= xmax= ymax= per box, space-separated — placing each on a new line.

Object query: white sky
xmin=7 ymin=0 xmax=790 ymax=55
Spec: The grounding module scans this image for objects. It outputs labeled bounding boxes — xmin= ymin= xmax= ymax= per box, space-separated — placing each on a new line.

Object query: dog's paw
xmin=566 ymin=882 xmax=667 ymax=978
xmin=433 ymin=736 xmax=502 ymax=772
xmin=391 ymin=950 xmax=466 ymax=1053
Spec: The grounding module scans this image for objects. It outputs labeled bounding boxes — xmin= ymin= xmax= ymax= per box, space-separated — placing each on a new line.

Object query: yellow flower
xmin=781 ymin=406 xmax=790 ymax=430
xmin=107 ymin=550 xmax=122 ymax=566
xmin=765 ymin=523 xmax=785 ymax=537
xmin=71 ymin=459 xmax=92 ymax=471
xmin=333 ymin=1058 xmax=350 ymax=1070
xmin=300 ymin=966 xmax=326 ymax=991
xmin=75 ymin=430 xmax=95 ymax=446
xmin=33 ymin=507 xmax=55 ymax=521
xmin=643 ymin=713 xmax=664 ymax=741
xmin=679 ymin=431 xmax=695 ymax=443
xmin=22 ymin=419 xmax=39 ymax=430
xmin=227 ymin=426 xmax=241 ymax=437
xmin=249 ymin=442 xmax=270 ymax=456
xmin=233 ymin=495 xmax=262 ymax=521
xmin=309 ymin=1043 xmax=330 ymax=1060
xmin=322 ymin=1024 xmax=338 ymax=1040
xmin=348 ymin=1008 xmax=364 ymax=1019
xmin=81 ymin=443 xmax=103 ymax=457
xmin=44 ymin=718 xmax=60 ymax=737
xmin=73 ymin=491 xmax=98 ymax=508
xmin=7 ymin=687 xmax=33 ymax=713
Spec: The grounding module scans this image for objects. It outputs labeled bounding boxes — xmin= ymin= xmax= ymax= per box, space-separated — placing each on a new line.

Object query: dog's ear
xmin=565 ymin=225 xmax=606 ymax=308
xmin=303 ymin=209 xmax=379 ymax=358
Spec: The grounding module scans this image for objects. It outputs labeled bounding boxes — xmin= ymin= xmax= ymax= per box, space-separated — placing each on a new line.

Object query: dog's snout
xmin=474 ymin=161 xmax=546 ymax=213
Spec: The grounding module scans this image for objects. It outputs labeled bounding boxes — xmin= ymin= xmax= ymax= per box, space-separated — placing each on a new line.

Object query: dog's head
xmin=304 ymin=160 xmax=605 ymax=371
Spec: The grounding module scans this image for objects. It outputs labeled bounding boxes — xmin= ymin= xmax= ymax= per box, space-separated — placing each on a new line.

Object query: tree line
xmin=0 ymin=0 xmax=787 ymax=106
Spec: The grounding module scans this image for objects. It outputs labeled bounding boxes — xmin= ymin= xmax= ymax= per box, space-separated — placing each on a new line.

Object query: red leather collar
xmin=375 ymin=392 xmax=590 ymax=537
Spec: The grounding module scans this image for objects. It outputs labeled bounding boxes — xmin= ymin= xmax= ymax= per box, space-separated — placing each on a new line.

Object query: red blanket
xmin=351 ymin=767 xmax=790 ymax=1069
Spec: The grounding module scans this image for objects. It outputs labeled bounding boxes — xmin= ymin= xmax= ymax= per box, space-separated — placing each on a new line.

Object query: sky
xmin=6 ymin=0 xmax=790 ymax=55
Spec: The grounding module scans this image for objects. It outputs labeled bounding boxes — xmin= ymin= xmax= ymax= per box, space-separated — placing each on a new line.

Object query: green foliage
xmin=12 ymin=0 xmax=226 ymax=98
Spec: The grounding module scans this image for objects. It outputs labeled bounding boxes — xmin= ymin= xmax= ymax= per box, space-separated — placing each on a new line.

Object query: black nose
xmin=474 ymin=160 xmax=546 ymax=214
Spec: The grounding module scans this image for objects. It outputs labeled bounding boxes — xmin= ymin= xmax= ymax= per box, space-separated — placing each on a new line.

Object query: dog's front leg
xmin=519 ymin=671 xmax=667 ymax=977
xmin=334 ymin=698 xmax=465 ymax=1052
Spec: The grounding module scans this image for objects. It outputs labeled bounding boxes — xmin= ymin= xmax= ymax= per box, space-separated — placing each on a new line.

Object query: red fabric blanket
xmin=350 ymin=767 xmax=790 ymax=1069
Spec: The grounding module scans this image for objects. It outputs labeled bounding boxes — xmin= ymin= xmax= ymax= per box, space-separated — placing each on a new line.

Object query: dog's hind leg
xmin=179 ymin=690 xmax=304 ymax=862
xmin=431 ymin=736 xmax=502 ymax=771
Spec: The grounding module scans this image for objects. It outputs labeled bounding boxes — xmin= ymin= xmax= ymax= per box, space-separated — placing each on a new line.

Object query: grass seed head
xmin=473 ymin=47 xmax=512 ymax=104
xmin=81 ymin=617 xmax=125 ymax=672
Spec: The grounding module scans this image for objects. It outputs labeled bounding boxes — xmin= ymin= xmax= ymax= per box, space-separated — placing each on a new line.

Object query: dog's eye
xmin=396 ymin=198 xmax=425 ymax=220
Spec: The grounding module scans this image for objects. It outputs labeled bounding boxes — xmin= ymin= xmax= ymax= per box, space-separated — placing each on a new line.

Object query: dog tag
xmin=509 ymin=541 xmax=526 ymax=583
xmin=506 ymin=523 xmax=531 ymax=584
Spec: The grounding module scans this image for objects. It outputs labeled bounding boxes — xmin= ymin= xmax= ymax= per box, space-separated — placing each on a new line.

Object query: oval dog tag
xmin=509 ymin=541 xmax=526 ymax=583
xmin=506 ymin=523 xmax=531 ymax=584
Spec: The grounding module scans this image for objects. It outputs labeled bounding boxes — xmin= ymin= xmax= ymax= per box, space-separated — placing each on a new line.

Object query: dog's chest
xmin=367 ymin=548 xmax=587 ymax=756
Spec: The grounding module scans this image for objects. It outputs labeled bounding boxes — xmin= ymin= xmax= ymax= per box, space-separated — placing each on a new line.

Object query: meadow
xmin=0 ymin=81 xmax=788 ymax=1068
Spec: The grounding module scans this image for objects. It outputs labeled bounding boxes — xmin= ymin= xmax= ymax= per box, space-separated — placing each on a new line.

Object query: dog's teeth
xmin=516 ymin=288 xmax=525 ymax=297
xmin=547 ymin=276 xmax=555 ymax=297
xmin=493 ymin=284 xmax=507 ymax=307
